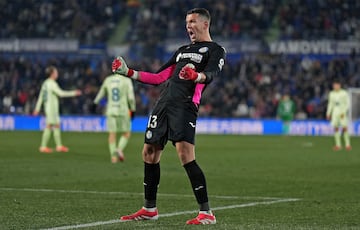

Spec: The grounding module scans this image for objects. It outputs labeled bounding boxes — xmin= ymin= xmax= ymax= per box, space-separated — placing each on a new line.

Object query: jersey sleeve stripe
xmin=192 ymin=83 xmax=205 ymax=105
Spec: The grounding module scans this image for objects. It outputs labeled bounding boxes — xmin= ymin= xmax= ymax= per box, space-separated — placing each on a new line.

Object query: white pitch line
xmin=42 ymin=220 xmax=122 ymax=230
xmin=0 ymin=187 xmax=283 ymax=200
xmin=160 ymin=198 xmax=300 ymax=218
xmin=41 ymin=198 xmax=300 ymax=230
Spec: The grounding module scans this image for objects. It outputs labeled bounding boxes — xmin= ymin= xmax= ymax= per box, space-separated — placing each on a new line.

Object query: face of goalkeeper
xmin=186 ymin=8 xmax=211 ymax=42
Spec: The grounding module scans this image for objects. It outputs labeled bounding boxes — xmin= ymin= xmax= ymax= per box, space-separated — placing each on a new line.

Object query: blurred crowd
xmin=278 ymin=0 xmax=360 ymax=40
xmin=127 ymin=0 xmax=360 ymax=45
xmin=203 ymin=53 xmax=360 ymax=119
xmin=1 ymin=0 xmax=360 ymax=119
xmin=0 ymin=56 xmax=166 ymax=117
xmin=126 ymin=0 xmax=277 ymax=43
xmin=2 ymin=0 xmax=358 ymax=44
xmin=1 ymin=55 xmax=360 ymax=119
xmin=0 ymin=0 xmax=126 ymax=45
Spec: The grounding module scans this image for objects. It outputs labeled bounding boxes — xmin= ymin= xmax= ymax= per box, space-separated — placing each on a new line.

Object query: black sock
xmin=144 ymin=162 xmax=160 ymax=208
xmin=184 ymin=160 xmax=210 ymax=211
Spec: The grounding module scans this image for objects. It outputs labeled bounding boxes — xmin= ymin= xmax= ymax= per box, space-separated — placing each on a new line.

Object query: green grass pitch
xmin=0 ymin=131 xmax=359 ymax=229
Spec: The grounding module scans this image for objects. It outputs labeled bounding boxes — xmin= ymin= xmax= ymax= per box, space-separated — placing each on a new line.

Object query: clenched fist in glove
xmin=179 ymin=63 xmax=202 ymax=82
xmin=112 ymin=56 xmax=139 ymax=79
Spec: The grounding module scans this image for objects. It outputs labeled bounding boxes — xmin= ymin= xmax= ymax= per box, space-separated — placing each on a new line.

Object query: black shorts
xmin=144 ymin=101 xmax=198 ymax=148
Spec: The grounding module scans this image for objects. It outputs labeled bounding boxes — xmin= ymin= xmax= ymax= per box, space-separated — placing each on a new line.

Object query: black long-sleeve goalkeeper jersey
xmin=139 ymin=41 xmax=226 ymax=106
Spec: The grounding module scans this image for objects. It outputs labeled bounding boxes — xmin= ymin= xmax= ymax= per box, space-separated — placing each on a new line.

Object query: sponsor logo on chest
xmin=176 ymin=52 xmax=203 ymax=63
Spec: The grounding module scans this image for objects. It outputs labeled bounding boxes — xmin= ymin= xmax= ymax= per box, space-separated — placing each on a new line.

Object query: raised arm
xmin=112 ymin=54 xmax=177 ymax=85
xmin=137 ymin=65 xmax=175 ymax=85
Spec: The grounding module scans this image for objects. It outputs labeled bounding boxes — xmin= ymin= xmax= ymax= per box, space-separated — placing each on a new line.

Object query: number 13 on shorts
xmin=147 ymin=115 xmax=158 ymax=128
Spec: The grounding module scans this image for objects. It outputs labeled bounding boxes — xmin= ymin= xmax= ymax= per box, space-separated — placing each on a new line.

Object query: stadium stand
xmin=126 ymin=0 xmax=277 ymax=42
xmin=278 ymin=0 xmax=360 ymax=40
xmin=1 ymin=55 xmax=360 ymax=119
xmin=0 ymin=0 xmax=126 ymax=44
xmin=1 ymin=0 xmax=360 ymax=119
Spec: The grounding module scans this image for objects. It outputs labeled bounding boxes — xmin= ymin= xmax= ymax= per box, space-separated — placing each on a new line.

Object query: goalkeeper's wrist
xmin=127 ymin=69 xmax=139 ymax=80
xmin=194 ymin=73 xmax=202 ymax=83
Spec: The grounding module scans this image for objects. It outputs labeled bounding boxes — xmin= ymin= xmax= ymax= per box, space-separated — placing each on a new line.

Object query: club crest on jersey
xmin=146 ymin=130 xmax=152 ymax=139
xmin=176 ymin=52 xmax=203 ymax=63
xmin=199 ymin=47 xmax=208 ymax=53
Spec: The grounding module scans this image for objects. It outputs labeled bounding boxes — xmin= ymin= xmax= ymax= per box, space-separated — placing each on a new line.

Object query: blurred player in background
xmin=33 ymin=66 xmax=81 ymax=153
xmin=326 ymin=79 xmax=351 ymax=151
xmin=93 ymin=73 xmax=136 ymax=163
xmin=277 ymin=93 xmax=295 ymax=135
xmin=112 ymin=8 xmax=225 ymax=225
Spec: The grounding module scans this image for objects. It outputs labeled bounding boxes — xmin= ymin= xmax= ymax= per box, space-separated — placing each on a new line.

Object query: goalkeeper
xmin=326 ymin=79 xmax=351 ymax=151
xmin=33 ymin=66 xmax=81 ymax=153
xmin=111 ymin=8 xmax=225 ymax=225
xmin=93 ymin=73 xmax=136 ymax=163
